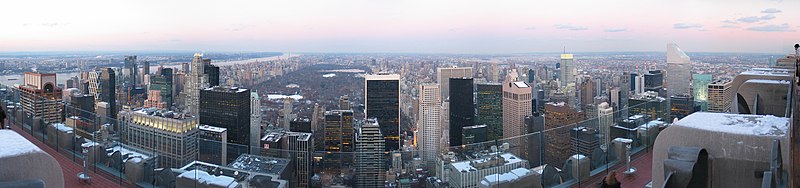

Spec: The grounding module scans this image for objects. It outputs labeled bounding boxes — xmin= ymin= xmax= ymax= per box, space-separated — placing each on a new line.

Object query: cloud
xmin=747 ymin=23 xmax=795 ymax=32
xmin=226 ymin=24 xmax=249 ymax=31
xmin=720 ymin=25 xmax=740 ymax=28
xmin=673 ymin=23 xmax=703 ymax=29
xmin=736 ymin=14 xmax=775 ymax=23
xmin=524 ymin=26 xmax=536 ymax=30
xmin=761 ymin=8 xmax=781 ymax=13
xmin=604 ymin=28 xmax=627 ymax=32
xmin=721 ymin=20 xmax=738 ymax=24
xmin=554 ymin=24 xmax=588 ymax=31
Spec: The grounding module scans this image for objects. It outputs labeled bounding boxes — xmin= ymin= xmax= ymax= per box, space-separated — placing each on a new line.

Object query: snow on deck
xmin=0 ymin=130 xmax=42 ymax=158
xmin=673 ymin=112 xmax=789 ymax=136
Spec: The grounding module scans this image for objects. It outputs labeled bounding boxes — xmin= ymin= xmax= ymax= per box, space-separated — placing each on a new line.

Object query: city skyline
xmin=1 ymin=0 xmax=799 ymax=53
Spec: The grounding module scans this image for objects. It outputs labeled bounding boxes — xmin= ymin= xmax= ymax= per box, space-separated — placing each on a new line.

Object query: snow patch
xmin=0 ymin=130 xmax=43 ymax=158
xmin=674 ymin=112 xmax=789 ymax=136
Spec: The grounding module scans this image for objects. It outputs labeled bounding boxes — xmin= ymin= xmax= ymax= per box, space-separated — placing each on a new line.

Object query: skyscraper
xmin=476 ymin=83 xmax=503 ymax=141
xmin=364 ymin=73 xmax=401 ymax=151
xmin=99 ymin=68 xmax=116 ymax=119
xmin=597 ymin=102 xmax=614 ymax=150
xmin=436 ymin=67 xmax=472 ymax=100
xmin=250 ymin=91 xmax=261 ymax=154
xmin=559 ymin=53 xmax=575 ymax=86
xmin=692 ymin=74 xmax=712 ymax=111
xmin=323 ymin=110 xmax=354 ymax=170
xmin=198 ymin=125 xmax=227 ymax=165
xmin=204 ymin=63 xmax=220 ymax=87
xmin=124 ymin=56 xmax=138 ymax=87
xmin=644 ymin=70 xmax=664 ymax=94
xmin=666 ymin=43 xmax=692 ymax=97
xmin=19 ymin=72 xmax=63 ymax=125
xmin=448 ymin=77 xmax=474 ymax=147
xmin=149 ymin=69 xmax=173 ymax=109
xmin=707 ymin=79 xmax=733 ymax=113
xmin=417 ymin=84 xmax=441 ymax=170
xmin=185 ymin=53 xmax=208 ymax=115
xmin=354 ymin=118 xmax=386 ymax=188
xmin=502 ymin=74 xmax=532 ymax=155
xmin=199 ymin=86 xmax=250 ymax=163
xmin=544 ymin=102 xmax=585 ymax=167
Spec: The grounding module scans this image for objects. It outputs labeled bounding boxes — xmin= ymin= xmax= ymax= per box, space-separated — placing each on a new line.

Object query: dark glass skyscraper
xmin=364 ymin=74 xmax=401 ymax=151
xmin=449 ymin=77 xmax=474 ymax=147
xmin=476 ymin=83 xmax=502 ymax=141
xmin=204 ymin=64 xmax=220 ymax=87
xmin=645 ymin=70 xmax=664 ymax=93
xmin=199 ymin=86 xmax=251 ymax=160
xmin=99 ymin=68 xmax=116 ymax=119
xmin=124 ymin=56 xmax=137 ymax=87
xmin=150 ymin=68 xmax=173 ymax=109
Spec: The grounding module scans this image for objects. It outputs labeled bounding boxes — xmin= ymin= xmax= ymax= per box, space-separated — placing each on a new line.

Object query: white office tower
xmin=184 ymin=53 xmax=208 ymax=115
xmin=634 ymin=73 xmax=645 ymax=94
xmin=560 ymin=54 xmax=575 ymax=86
xmin=597 ymin=102 xmax=614 ymax=150
xmin=355 ymin=119 xmax=386 ymax=187
xmin=250 ymin=91 xmax=262 ymax=154
xmin=437 ymin=67 xmax=473 ymax=100
xmin=666 ymin=43 xmax=692 ymax=97
xmin=418 ymin=84 xmax=442 ymax=170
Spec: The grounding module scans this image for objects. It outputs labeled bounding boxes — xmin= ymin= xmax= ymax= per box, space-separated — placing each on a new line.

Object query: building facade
xmin=449 ymin=77 xmax=474 ymax=147
xmin=120 ymin=108 xmax=199 ymax=168
xmin=476 ymin=83 xmax=503 ymax=141
xmin=199 ymin=86 xmax=251 ymax=163
xmin=364 ymin=73 xmax=401 ymax=151
xmin=355 ymin=118 xmax=386 ymax=187
xmin=418 ymin=84 xmax=442 ymax=170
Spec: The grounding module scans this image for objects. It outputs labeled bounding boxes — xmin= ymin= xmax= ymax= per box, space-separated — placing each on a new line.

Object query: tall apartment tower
xmin=560 ymin=53 xmax=575 ymax=86
xmin=149 ymin=68 xmax=173 ymax=109
xmin=544 ymin=102 xmax=585 ymax=167
xmin=19 ymin=72 xmax=63 ymax=125
xmin=364 ymin=73 xmax=401 ymax=151
xmin=185 ymin=53 xmax=208 ymax=115
xmin=250 ymin=91 xmax=262 ymax=154
xmin=448 ymin=77 xmax=474 ymax=147
xmin=99 ymin=68 xmax=116 ymax=119
xmin=436 ymin=67 xmax=472 ymax=100
xmin=502 ymin=73 xmax=532 ymax=155
xmin=199 ymin=86 xmax=250 ymax=163
xmin=354 ymin=118 xmax=386 ymax=188
xmin=666 ymin=43 xmax=693 ymax=97
xmin=418 ymin=84 xmax=441 ymax=169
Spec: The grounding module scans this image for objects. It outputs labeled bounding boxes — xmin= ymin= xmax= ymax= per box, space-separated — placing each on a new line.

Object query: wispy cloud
xmin=721 ymin=20 xmax=738 ymax=24
xmin=524 ymin=26 xmax=536 ymax=30
xmin=720 ymin=25 xmax=740 ymax=28
xmin=673 ymin=23 xmax=703 ymax=29
xmin=554 ymin=24 xmax=588 ymax=31
xmin=761 ymin=8 xmax=781 ymax=14
xmin=736 ymin=14 xmax=775 ymax=23
xmin=604 ymin=28 xmax=627 ymax=32
xmin=747 ymin=23 xmax=795 ymax=32
xmin=226 ymin=24 xmax=249 ymax=32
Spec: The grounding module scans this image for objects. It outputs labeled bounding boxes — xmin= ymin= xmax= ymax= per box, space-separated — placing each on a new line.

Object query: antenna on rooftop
xmin=563 ymin=46 xmax=566 ymax=54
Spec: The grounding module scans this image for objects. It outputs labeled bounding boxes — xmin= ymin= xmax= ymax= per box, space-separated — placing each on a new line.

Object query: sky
xmin=1 ymin=0 xmax=799 ymax=54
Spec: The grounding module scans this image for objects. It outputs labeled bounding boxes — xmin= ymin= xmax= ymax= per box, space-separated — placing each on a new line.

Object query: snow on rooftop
xmin=178 ymin=170 xmax=239 ymax=188
xmin=450 ymin=153 xmax=524 ymax=172
xmin=107 ymin=145 xmax=151 ymax=163
xmin=481 ymin=168 xmax=534 ymax=185
xmin=52 ymin=123 xmax=73 ymax=133
xmin=199 ymin=125 xmax=227 ymax=133
xmin=744 ymin=79 xmax=791 ymax=85
xmin=674 ymin=112 xmax=789 ymax=136
xmin=0 ymin=130 xmax=43 ymax=158
xmin=267 ymin=94 xmax=303 ymax=100
xmin=512 ymin=81 xmax=529 ymax=88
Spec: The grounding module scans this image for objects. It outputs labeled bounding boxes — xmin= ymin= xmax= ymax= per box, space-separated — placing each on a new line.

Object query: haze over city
xmin=1 ymin=0 xmax=799 ymax=53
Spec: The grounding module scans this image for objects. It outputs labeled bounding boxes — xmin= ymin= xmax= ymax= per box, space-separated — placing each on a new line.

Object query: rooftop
xmin=198 ymin=124 xmax=227 ymax=133
xmin=450 ymin=153 xmax=525 ymax=172
xmin=227 ymin=154 xmax=290 ymax=176
xmin=177 ymin=170 xmax=239 ymax=188
xmin=673 ymin=112 xmax=789 ymax=136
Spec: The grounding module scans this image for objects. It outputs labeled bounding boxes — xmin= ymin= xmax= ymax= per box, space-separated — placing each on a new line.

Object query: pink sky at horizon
xmin=1 ymin=0 xmax=798 ymax=53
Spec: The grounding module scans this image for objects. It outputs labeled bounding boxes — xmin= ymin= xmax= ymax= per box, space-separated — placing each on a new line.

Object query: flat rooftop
xmin=227 ymin=154 xmax=290 ymax=176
